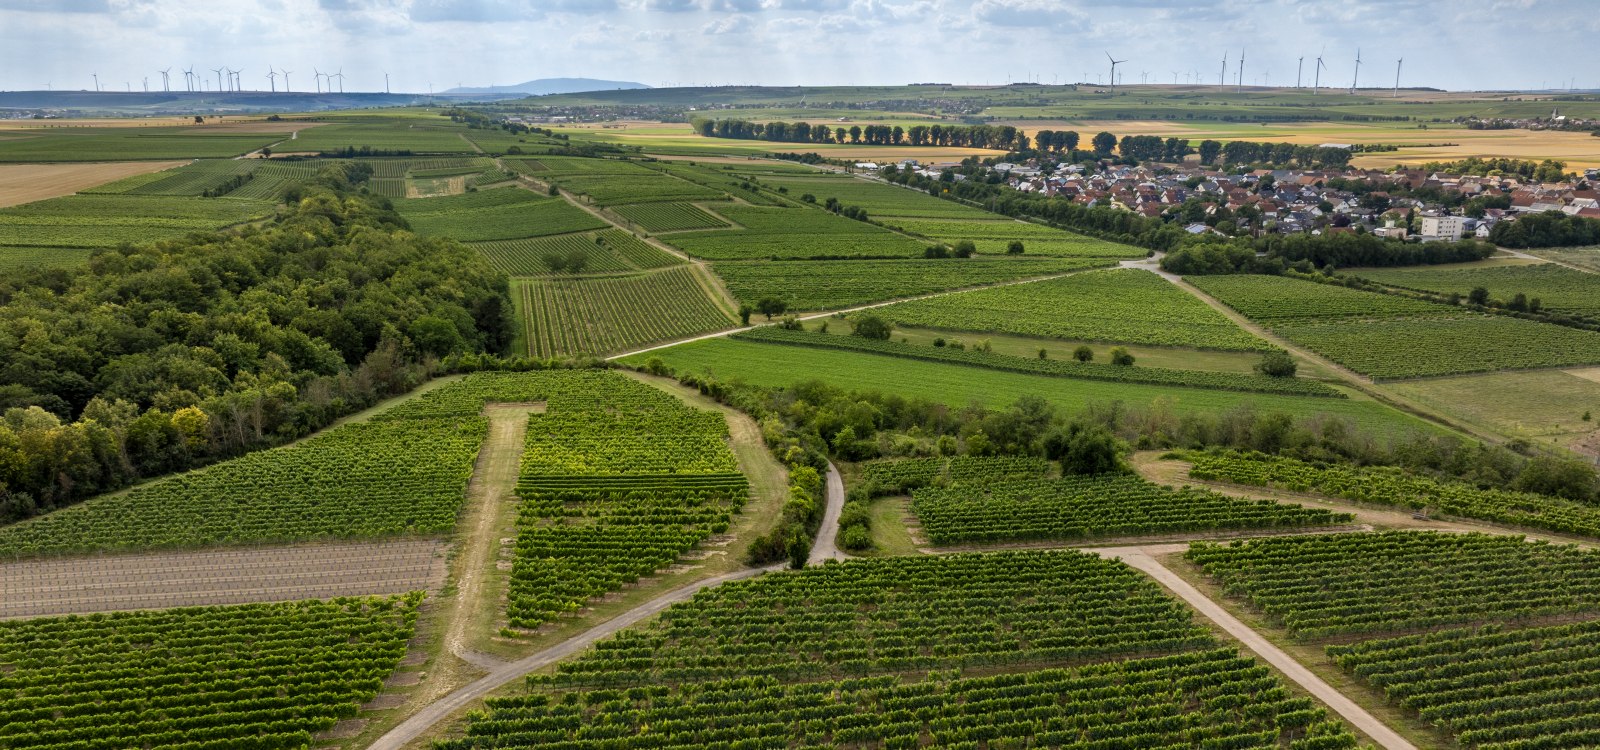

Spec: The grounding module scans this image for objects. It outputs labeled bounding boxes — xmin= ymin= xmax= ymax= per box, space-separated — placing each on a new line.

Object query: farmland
xmin=0 ymin=594 xmax=421 ymax=749
xmin=470 ymin=228 xmax=683 ymax=275
xmin=0 ymin=161 xmax=185 ymax=207
xmin=1353 ymin=262 xmax=1600 ymax=316
xmin=394 ymin=187 xmax=607 ymax=242
xmin=712 ymin=256 xmax=1106 ymax=309
xmin=877 ymin=268 xmax=1273 ymax=350
xmin=665 ymin=202 xmax=928 ymax=259
xmin=0 ymin=126 xmax=288 ymax=162
xmin=513 ymin=267 xmax=734 ymax=357
xmin=618 ymin=338 xmax=1442 ymax=440
xmin=610 ymin=201 xmax=730 ymax=231
xmin=1190 ymin=273 xmax=1600 ymax=378
xmin=909 ymin=473 xmax=1350 ymax=545
xmin=0 ymin=193 xmax=274 ymax=250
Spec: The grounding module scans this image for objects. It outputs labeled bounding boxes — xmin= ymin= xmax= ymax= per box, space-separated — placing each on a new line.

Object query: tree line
xmin=1489 ymin=210 xmax=1600 ymax=248
xmin=0 ymin=164 xmax=516 ymax=522
xmin=693 ymin=118 xmax=1029 ymax=150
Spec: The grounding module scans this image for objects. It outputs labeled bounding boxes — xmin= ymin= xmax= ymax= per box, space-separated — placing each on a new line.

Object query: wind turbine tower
xmin=334 ymin=69 xmax=344 ymax=93
xmin=1219 ymin=50 xmax=1228 ymax=86
xmin=313 ymin=68 xmax=323 ymax=93
xmin=266 ymin=69 xmax=278 ymax=93
xmin=91 ymin=73 xmax=99 ymax=92
xmin=282 ymin=70 xmax=292 ymax=93
xmin=1237 ymin=48 xmax=1246 ymax=92
xmin=1296 ymin=57 xmax=1304 ymax=88
xmin=1105 ymin=52 xmax=1127 ymax=91
xmin=158 ymin=68 xmax=170 ymax=92
xmin=212 ymin=67 xmax=223 ymax=93
xmin=383 ymin=71 xmax=390 ymax=94
xmin=1313 ymin=53 xmax=1326 ymax=95
xmin=183 ymin=66 xmax=194 ymax=92
xmin=1393 ymin=58 xmax=1403 ymax=98
xmin=1350 ymin=49 xmax=1361 ymax=94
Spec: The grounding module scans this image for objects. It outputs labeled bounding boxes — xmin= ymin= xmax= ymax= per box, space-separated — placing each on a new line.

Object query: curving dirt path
xmin=1088 ymin=548 xmax=1417 ymax=750
xmin=808 ymin=463 xmax=847 ymax=565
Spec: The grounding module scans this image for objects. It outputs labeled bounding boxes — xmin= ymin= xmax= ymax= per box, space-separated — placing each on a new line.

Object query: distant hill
xmin=442 ymin=78 xmax=650 ymax=96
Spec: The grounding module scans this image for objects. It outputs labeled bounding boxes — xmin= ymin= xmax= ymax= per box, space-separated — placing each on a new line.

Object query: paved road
xmin=808 ymin=462 xmax=847 ymax=565
xmin=1096 ymin=549 xmax=1417 ymax=750
xmin=367 ymin=564 xmax=783 ymax=750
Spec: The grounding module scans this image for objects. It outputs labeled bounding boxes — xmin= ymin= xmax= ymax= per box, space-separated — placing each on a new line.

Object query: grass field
xmin=1352 ymin=262 xmax=1600 ymax=315
xmin=876 ymin=268 xmax=1272 ymax=350
xmin=514 ymin=267 xmax=735 ymax=357
xmin=1383 ymin=368 xmax=1600 ymax=451
xmin=0 ymin=126 xmax=288 ymax=162
xmin=284 ymin=120 xmax=480 ymax=154
xmin=1528 ymin=246 xmax=1600 ymax=272
xmin=711 ymin=256 xmax=1110 ymax=310
xmin=0 ymin=245 xmax=96 ymax=271
xmin=620 ymin=338 xmax=1442 ymax=441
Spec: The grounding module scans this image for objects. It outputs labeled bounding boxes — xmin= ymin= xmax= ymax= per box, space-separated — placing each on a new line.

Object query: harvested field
xmin=0 ymin=161 xmax=185 ymax=207
xmin=0 ymin=538 xmax=446 ymax=619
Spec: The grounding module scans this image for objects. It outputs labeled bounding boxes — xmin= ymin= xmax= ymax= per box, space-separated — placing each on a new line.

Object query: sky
xmin=0 ymin=0 xmax=1594 ymax=94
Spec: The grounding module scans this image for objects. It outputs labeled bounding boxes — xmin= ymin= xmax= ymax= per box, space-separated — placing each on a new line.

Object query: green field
xmin=877 ymin=268 xmax=1272 ymax=350
xmin=286 ymin=120 xmax=480 ymax=153
xmin=711 ymin=256 xmax=1108 ymax=309
xmin=0 ymin=193 xmax=274 ymax=248
xmin=620 ymin=338 xmax=1442 ymax=440
xmin=513 ymin=267 xmax=734 ymax=357
xmin=1192 ymin=274 xmax=1600 ymax=378
xmin=471 ymin=228 xmax=683 ymax=275
xmin=394 ymin=187 xmax=607 ymax=241
xmin=665 ymin=203 xmax=929 ymax=259
xmin=0 ymin=245 xmax=95 ymax=271
xmin=0 ymin=127 xmax=287 ymax=161
xmin=1353 ymin=262 xmax=1600 ymax=315
xmin=611 ymin=201 xmax=730 ymax=231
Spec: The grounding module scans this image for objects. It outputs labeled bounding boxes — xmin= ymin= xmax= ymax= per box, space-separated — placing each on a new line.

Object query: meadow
xmin=620 ymin=338 xmax=1442 ymax=440
xmin=1353 ymin=262 xmax=1600 ymax=315
xmin=877 ymin=268 xmax=1273 ymax=350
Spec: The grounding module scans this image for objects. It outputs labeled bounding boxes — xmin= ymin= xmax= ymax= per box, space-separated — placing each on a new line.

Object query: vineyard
xmin=1190 ymin=274 xmax=1600 ymax=378
xmin=1353 ymin=262 xmax=1600 ymax=316
xmin=859 ymin=456 xmax=1055 ymax=495
xmin=0 ymin=594 xmax=421 ymax=749
xmin=1186 ymin=531 xmax=1600 ymax=639
xmin=513 ymin=267 xmax=734 ymax=357
xmin=751 ymin=173 xmax=994 ymax=218
xmin=910 ymin=474 xmax=1351 ymax=545
xmin=470 ymin=229 xmax=683 ymax=275
xmin=877 ymin=268 xmax=1273 ymax=350
xmin=711 ymin=256 xmax=1106 ymax=309
xmin=610 ymin=201 xmax=730 ymax=232
xmin=0 ymin=416 xmax=486 ymax=557
xmin=1189 ymin=451 xmax=1600 ymax=538
xmin=648 ymin=161 xmax=791 ymax=206
xmin=0 ymin=245 xmax=93 ymax=271
xmin=1330 ymin=619 xmax=1600 ymax=749
xmin=0 ymin=193 xmax=275 ymax=247
xmin=735 ymin=326 xmax=1345 ymax=397
xmin=508 ymin=372 xmax=747 ymax=627
xmin=452 ymin=551 xmax=1363 ymax=748
xmin=555 ymin=172 xmax=728 ymax=206
xmin=396 ymin=187 xmax=608 ymax=242
xmin=0 ymin=127 xmax=287 ymax=162
xmin=665 ymin=203 xmax=928 ymax=260
xmin=288 ymin=121 xmax=481 ymax=154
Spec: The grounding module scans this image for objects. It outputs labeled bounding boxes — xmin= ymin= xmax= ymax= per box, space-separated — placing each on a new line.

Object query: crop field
xmin=0 ymin=193 xmax=274 ymax=247
xmin=712 ymin=256 xmax=1106 ymax=309
xmin=1354 ymin=262 xmax=1600 ymax=316
xmin=553 ymin=172 xmax=728 ymax=206
xmin=0 ymin=538 xmax=444 ymax=618
xmin=514 ymin=267 xmax=734 ymax=357
xmin=911 ymin=473 xmax=1350 ymax=545
xmin=1187 ymin=531 xmax=1600 ymax=639
xmin=878 ymin=268 xmax=1271 ymax=350
xmin=665 ymin=203 xmax=929 ymax=259
xmin=452 ymin=551 xmax=1362 ymax=749
xmin=85 ymin=157 xmax=256 ymax=196
xmin=0 ymin=245 xmax=95 ymax=271
xmin=510 ymin=373 xmax=745 ymax=627
xmin=285 ymin=120 xmax=479 ymax=153
xmin=736 ymin=326 xmax=1345 ymax=397
xmin=0 ymin=126 xmax=287 ymax=162
xmin=647 ymin=161 xmax=791 ymax=205
xmin=751 ymin=173 xmax=994 ymax=218
xmin=884 ymin=216 xmax=1150 ymax=258
xmin=1331 ymin=620 xmax=1600 ymax=749
xmin=1189 ymin=451 xmax=1600 ymax=538
xmin=1191 ymin=274 xmax=1600 ymax=378
xmin=1529 ymin=246 xmax=1600 ymax=273
xmin=0 ymin=595 xmax=420 ymax=748
xmin=0 ymin=415 xmax=485 ymax=557
xmin=1384 ymin=368 xmax=1600 ymax=450
xmin=471 ymin=228 xmax=683 ymax=275
xmin=610 ymin=200 xmax=730 ymax=231
xmin=394 ymin=187 xmax=607 ymax=242
xmin=0 ymin=161 xmax=186 ymax=207
xmin=859 ymin=456 xmax=1056 ymax=494
xmin=619 ymin=338 xmax=1441 ymax=441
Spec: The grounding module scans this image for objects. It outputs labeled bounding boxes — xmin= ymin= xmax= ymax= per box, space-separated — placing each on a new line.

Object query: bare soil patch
xmin=0 ymin=161 xmax=185 ymax=207
xmin=0 ymin=538 xmax=447 ymax=620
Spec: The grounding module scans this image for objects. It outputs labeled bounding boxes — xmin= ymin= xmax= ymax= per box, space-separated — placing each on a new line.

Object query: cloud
xmin=0 ymin=0 xmax=111 ymax=11
xmin=408 ymin=0 xmax=541 ymax=22
xmin=702 ymin=14 xmax=752 ymax=33
xmin=642 ymin=0 xmax=699 ymax=10
xmin=972 ymin=0 xmax=1086 ymax=30
xmin=633 ymin=27 xmax=675 ymax=40
xmin=707 ymin=0 xmax=764 ymax=9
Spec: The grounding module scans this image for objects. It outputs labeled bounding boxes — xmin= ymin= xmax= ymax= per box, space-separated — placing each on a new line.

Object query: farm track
xmin=808 ymin=463 xmax=848 ymax=565
xmin=0 ymin=538 xmax=446 ymax=620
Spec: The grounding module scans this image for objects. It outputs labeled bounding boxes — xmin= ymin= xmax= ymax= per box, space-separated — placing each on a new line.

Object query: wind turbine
xmin=183 ymin=66 xmax=195 ymax=92
xmin=282 ymin=70 xmax=292 ymax=93
xmin=212 ymin=67 xmax=223 ymax=93
xmin=1172 ymin=71 xmax=1180 ymax=85
xmin=333 ymin=69 xmax=344 ymax=93
xmin=142 ymin=77 xmax=148 ymax=92
xmin=266 ymin=69 xmax=278 ymax=93
xmin=1393 ymin=57 xmax=1403 ymax=98
xmin=1313 ymin=49 xmax=1326 ymax=95
xmin=1237 ymin=48 xmax=1246 ymax=92
xmin=1296 ymin=57 xmax=1304 ymax=88
xmin=1350 ymin=48 xmax=1361 ymax=94
xmin=158 ymin=68 xmax=171 ymax=92
xmin=1219 ymin=50 xmax=1228 ymax=87
xmin=1105 ymin=51 xmax=1127 ymax=91
xmin=91 ymin=73 xmax=99 ymax=92
xmin=313 ymin=68 xmax=323 ymax=93
xmin=232 ymin=68 xmax=243 ymax=92
xmin=383 ymin=71 xmax=390 ymax=94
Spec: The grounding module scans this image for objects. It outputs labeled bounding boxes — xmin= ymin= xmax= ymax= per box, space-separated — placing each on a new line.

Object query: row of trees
xmin=693 ymin=118 xmax=1030 ymax=150
xmin=1489 ymin=210 xmax=1600 ymax=248
xmin=0 ymin=165 xmax=515 ymax=522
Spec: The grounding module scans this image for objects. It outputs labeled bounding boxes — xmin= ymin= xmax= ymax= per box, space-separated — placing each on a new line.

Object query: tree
xmin=1468 ymin=286 xmax=1491 ymax=306
xmin=952 ymin=240 xmax=976 ymax=258
xmin=1073 ymin=345 xmax=1093 ymax=362
xmin=852 ymin=314 xmax=893 ymax=340
xmin=1198 ymin=139 xmax=1222 ymax=165
xmin=1109 ymin=347 xmax=1135 ymax=366
xmin=738 ymin=304 xmax=753 ymax=326
xmin=1006 ymin=240 xmax=1025 ymax=255
xmin=1037 ymin=348 xmax=1048 ymax=360
xmin=785 ymin=527 xmax=811 ymax=570
xmin=1255 ymin=351 xmax=1298 ymax=378
xmin=1513 ymin=456 xmax=1597 ymax=502
xmin=1044 ymin=421 xmax=1126 ymax=476
xmin=756 ymin=297 xmax=788 ymax=320
xmin=1091 ymin=131 xmax=1117 ymax=155
xmin=923 ymin=245 xmax=949 ymax=259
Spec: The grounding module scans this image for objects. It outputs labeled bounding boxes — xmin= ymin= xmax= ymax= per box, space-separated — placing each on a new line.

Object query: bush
xmin=1073 ymin=345 xmax=1094 ymax=362
xmin=1255 ymin=351 xmax=1298 ymax=378
xmin=1044 ymin=421 xmax=1127 ymax=476
xmin=953 ymin=240 xmax=976 ymax=258
xmin=1006 ymin=240 xmax=1025 ymax=255
xmin=852 ymin=314 xmax=893 ymax=340
xmin=838 ymin=524 xmax=872 ymax=551
xmin=1109 ymin=347 xmax=1135 ymax=366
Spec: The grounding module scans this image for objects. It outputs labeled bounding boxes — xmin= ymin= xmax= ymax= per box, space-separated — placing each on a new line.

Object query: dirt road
xmin=808 ymin=463 xmax=847 ymax=565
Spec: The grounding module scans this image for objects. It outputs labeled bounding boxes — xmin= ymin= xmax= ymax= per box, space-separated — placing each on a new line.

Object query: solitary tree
xmin=1255 ymin=351 xmax=1298 ymax=378
xmin=1044 ymin=421 xmax=1126 ymax=476
xmin=852 ymin=314 xmax=893 ymax=340
xmin=1006 ymin=240 xmax=1025 ymax=255
xmin=952 ymin=240 xmax=976 ymax=258
xmin=756 ymin=297 xmax=788 ymax=320
xmin=1109 ymin=347 xmax=1135 ymax=366
xmin=1073 ymin=345 xmax=1094 ymax=362
xmin=1468 ymin=286 xmax=1491 ymax=306
xmin=738 ymin=304 xmax=753 ymax=326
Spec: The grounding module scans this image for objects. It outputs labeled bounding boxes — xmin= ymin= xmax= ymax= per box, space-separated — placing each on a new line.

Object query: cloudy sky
xmin=0 ymin=0 xmax=1592 ymax=94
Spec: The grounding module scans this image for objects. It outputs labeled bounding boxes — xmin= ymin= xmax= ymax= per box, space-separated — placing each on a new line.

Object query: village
xmin=885 ymin=156 xmax=1600 ymax=241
